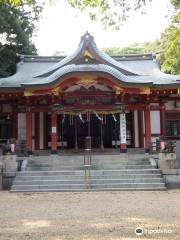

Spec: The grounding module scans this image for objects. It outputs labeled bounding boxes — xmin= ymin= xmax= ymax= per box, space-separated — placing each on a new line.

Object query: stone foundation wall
xmin=162 ymin=169 xmax=180 ymax=189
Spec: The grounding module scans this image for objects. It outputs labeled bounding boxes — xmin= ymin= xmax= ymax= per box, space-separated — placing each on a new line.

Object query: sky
xmin=34 ymin=0 xmax=172 ymax=55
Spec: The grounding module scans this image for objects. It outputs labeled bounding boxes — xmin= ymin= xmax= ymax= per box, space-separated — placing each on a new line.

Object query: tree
xmin=2 ymin=0 xmax=179 ymax=27
xmin=102 ymin=41 xmax=160 ymax=55
xmin=67 ymin=0 xmax=153 ymax=29
xmin=161 ymin=13 xmax=180 ymax=74
xmin=0 ymin=1 xmax=43 ymax=77
xmin=0 ymin=0 xmax=169 ymax=29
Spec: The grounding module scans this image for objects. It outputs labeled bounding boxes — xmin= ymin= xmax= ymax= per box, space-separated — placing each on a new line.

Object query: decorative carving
xmin=140 ymin=87 xmax=150 ymax=95
xmin=52 ymin=86 xmax=61 ymax=96
xmin=24 ymin=90 xmax=33 ymax=97
xmin=83 ymin=50 xmax=93 ymax=59
xmin=114 ymin=86 xmax=123 ymax=95
xmin=77 ymin=76 xmax=97 ymax=86
xmin=81 ymin=98 xmax=96 ymax=105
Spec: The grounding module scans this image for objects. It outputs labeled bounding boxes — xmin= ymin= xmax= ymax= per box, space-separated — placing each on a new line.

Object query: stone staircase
xmin=11 ymin=154 xmax=166 ymax=192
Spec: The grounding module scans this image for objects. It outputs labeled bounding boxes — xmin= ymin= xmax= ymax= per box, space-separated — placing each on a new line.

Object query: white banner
xmin=120 ymin=113 xmax=126 ymax=144
xmin=52 ymin=127 xmax=56 ymax=133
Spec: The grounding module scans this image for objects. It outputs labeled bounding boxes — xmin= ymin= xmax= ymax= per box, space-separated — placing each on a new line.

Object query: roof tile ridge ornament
xmin=80 ymin=31 xmax=96 ymax=46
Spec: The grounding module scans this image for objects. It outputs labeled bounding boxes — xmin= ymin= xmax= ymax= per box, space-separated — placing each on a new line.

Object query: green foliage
xmin=161 ymin=12 xmax=180 ymax=74
xmin=102 ymin=41 xmax=160 ymax=55
xmin=170 ymin=0 xmax=180 ymax=9
xmin=0 ymin=1 xmax=43 ymax=77
xmin=102 ymin=19 xmax=180 ymax=75
xmin=0 ymin=46 xmax=16 ymax=77
xmin=67 ymin=0 xmax=152 ymax=29
xmin=161 ymin=28 xmax=180 ymax=74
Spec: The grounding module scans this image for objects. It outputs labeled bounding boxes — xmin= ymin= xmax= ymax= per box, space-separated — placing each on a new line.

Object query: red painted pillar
xmin=138 ymin=110 xmax=144 ymax=148
xmin=34 ymin=112 xmax=40 ymax=150
xmin=160 ymin=105 xmax=166 ymax=136
xmin=26 ymin=112 xmax=32 ymax=155
xmin=51 ymin=112 xmax=57 ymax=154
xmin=43 ymin=113 xmax=47 ymax=149
xmin=12 ymin=112 xmax=18 ymax=139
xmin=144 ymin=109 xmax=151 ymax=153
xmin=132 ymin=110 xmax=135 ymax=148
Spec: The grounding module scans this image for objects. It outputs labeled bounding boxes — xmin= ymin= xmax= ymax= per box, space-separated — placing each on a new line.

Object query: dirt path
xmin=0 ymin=190 xmax=180 ymax=240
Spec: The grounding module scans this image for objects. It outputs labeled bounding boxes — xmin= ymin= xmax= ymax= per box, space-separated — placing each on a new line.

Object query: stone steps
xmin=11 ymin=187 xmax=166 ymax=192
xmin=11 ymin=182 xmax=166 ymax=191
xmin=26 ymin=165 xmax=153 ymax=171
xmin=16 ymin=169 xmax=162 ymax=176
xmin=11 ymin=154 xmax=166 ymax=192
xmin=14 ymin=173 xmax=162 ymax=181
xmin=11 ymin=169 xmax=166 ymax=192
xmin=27 ymin=159 xmax=151 ymax=163
xmin=13 ymin=178 xmax=164 ymax=185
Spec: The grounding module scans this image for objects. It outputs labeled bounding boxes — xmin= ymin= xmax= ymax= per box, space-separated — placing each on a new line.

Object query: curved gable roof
xmin=22 ymin=64 xmax=153 ymax=88
xmin=35 ymin=32 xmax=141 ymax=78
xmin=0 ymin=32 xmax=180 ymax=90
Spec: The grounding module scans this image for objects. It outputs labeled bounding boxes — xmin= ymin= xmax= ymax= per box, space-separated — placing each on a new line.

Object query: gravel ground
xmin=0 ymin=190 xmax=180 ymax=240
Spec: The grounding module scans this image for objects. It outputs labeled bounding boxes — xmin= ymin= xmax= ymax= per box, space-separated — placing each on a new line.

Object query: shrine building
xmin=0 ymin=32 xmax=180 ymax=154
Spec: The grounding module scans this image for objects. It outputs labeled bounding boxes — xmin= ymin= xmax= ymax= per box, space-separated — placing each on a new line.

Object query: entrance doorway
xmin=45 ymin=112 xmax=133 ymax=150
xmin=0 ymin=116 xmax=12 ymax=141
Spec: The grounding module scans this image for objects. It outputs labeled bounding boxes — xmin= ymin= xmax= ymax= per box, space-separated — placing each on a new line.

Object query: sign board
xmin=52 ymin=127 xmax=56 ymax=133
xmin=120 ymin=113 xmax=126 ymax=144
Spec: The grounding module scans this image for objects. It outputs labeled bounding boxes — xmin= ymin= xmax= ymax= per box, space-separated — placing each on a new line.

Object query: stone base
xmin=0 ymin=174 xmax=2 ymax=190
xmin=158 ymin=153 xmax=178 ymax=169
xmin=51 ymin=150 xmax=57 ymax=155
xmin=162 ymin=169 xmax=180 ymax=189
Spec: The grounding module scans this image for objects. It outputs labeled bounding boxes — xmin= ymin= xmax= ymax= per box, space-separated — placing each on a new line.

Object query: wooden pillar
xmin=43 ymin=113 xmax=47 ymax=149
xmin=160 ymin=105 xmax=166 ymax=136
xmin=138 ymin=110 xmax=144 ymax=148
xmin=51 ymin=112 xmax=57 ymax=154
xmin=74 ymin=116 xmax=78 ymax=151
xmin=26 ymin=112 xmax=32 ymax=154
xmin=39 ymin=112 xmax=44 ymax=150
xmin=144 ymin=109 xmax=151 ymax=153
xmin=12 ymin=112 xmax=18 ymax=139
xmin=100 ymin=119 xmax=104 ymax=151
xmin=132 ymin=110 xmax=135 ymax=148
xmin=61 ymin=115 xmax=64 ymax=150
xmin=114 ymin=119 xmax=118 ymax=149
xmin=34 ymin=112 xmax=40 ymax=150
xmin=120 ymin=113 xmax=127 ymax=153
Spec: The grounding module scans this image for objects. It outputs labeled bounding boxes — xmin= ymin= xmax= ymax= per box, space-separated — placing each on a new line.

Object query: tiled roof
xmin=0 ymin=32 xmax=180 ymax=89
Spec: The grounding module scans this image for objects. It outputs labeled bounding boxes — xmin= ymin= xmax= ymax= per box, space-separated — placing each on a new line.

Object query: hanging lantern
xmin=51 ymin=103 xmax=63 ymax=112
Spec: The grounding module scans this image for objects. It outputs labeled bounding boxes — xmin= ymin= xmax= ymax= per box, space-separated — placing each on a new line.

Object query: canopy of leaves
xmin=102 ymin=41 xmax=160 ymax=55
xmin=161 ymin=12 xmax=180 ymax=74
xmin=67 ymin=0 xmax=152 ymax=29
xmin=2 ymin=0 xmax=179 ymax=28
xmin=103 ymin=12 xmax=180 ymax=75
xmin=0 ymin=1 xmax=43 ymax=77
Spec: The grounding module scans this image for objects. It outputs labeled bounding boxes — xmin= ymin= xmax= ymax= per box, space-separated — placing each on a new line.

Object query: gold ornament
xmin=114 ymin=86 xmax=123 ymax=95
xmin=52 ymin=86 xmax=60 ymax=96
xmin=83 ymin=50 xmax=93 ymax=59
xmin=24 ymin=90 xmax=33 ymax=97
xmin=140 ymin=87 xmax=150 ymax=95
xmin=78 ymin=75 xmax=96 ymax=85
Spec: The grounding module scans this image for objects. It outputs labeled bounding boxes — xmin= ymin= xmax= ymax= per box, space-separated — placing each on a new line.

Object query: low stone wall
xmin=0 ymin=173 xmax=2 ymax=190
xmin=158 ymin=153 xmax=179 ymax=169
xmin=162 ymin=169 xmax=180 ymax=189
